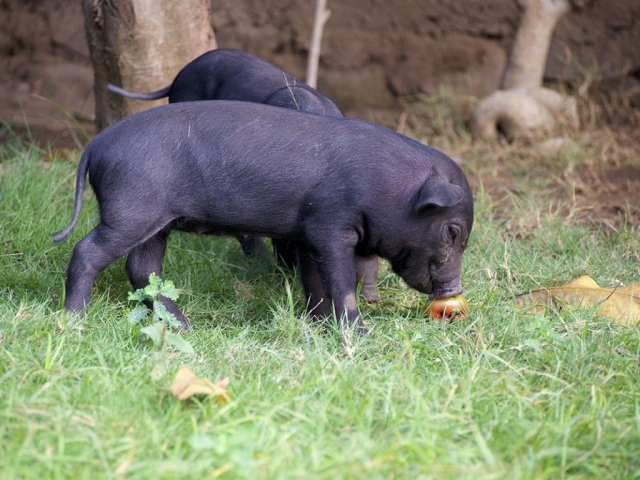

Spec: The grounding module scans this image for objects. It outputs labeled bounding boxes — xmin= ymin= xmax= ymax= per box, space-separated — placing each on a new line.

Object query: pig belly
xmin=170 ymin=210 xmax=302 ymax=240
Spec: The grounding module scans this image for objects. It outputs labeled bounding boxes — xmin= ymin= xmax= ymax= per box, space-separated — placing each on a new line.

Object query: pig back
xmin=84 ymin=101 xmax=469 ymax=236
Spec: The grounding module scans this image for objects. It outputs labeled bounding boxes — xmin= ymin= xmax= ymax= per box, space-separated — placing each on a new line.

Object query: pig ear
xmin=414 ymin=180 xmax=465 ymax=213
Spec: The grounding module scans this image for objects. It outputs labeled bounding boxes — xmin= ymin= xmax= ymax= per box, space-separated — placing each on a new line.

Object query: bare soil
xmin=1 ymin=0 xmax=638 ymax=228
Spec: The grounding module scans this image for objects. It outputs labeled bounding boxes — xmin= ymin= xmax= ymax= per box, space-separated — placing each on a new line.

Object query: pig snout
xmin=409 ymin=276 xmax=462 ymax=298
xmin=396 ymin=268 xmax=462 ymax=298
xmin=428 ymin=261 xmax=464 ymax=298
xmin=395 ymin=256 xmax=464 ymax=298
xmin=430 ymin=278 xmax=463 ymax=298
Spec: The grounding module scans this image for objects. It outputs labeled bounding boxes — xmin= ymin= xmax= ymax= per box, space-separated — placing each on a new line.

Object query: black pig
xmin=107 ymin=48 xmax=381 ymax=301
xmin=107 ymin=48 xmax=343 ymax=117
xmin=54 ymin=101 xmax=474 ymax=335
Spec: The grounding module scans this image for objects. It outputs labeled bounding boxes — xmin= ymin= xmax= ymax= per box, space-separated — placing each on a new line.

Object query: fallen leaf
xmin=171 ymin=366 xmax=231 ymax=402
xmin=515 ymin=275 xmax=640 ymax=324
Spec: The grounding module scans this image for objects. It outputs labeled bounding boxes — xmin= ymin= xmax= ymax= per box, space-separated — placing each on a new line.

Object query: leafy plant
xmin=127 ymin=273 xmax=194 ymax=357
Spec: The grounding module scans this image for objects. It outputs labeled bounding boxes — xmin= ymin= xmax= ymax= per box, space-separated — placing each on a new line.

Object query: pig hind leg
xmin=355 ymin=255 xmax=381 ymax=302
xmin=64 ymin=223 xmax=149 ymax=313
xmin=272 ymin=239 xmax=298 ymax=269
xmin=237 ymin=235 xmax=271 ymax=262
xmin=125 ymin=231 xmax=191 ymax=331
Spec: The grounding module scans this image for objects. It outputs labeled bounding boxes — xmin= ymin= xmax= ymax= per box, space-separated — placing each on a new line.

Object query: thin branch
xmin=306 ymin=0 xmax=331 ymax=89
xmin=283 ymin=73 xmax=301 ymax=110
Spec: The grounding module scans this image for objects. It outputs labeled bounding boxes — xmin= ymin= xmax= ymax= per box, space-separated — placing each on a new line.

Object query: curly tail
xmin=107 ymin=83 xmax=171 ymax=101
xmin=53 ymin=150 xmax=91 ymax=243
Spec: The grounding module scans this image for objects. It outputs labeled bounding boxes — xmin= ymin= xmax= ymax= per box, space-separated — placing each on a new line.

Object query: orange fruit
xmin=427 ymin=295 xmax=469 ymax=321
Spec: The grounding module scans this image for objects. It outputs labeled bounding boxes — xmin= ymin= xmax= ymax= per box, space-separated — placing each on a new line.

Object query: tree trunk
xmin=500 ymin=0 xmax=570 ymax=90
xmin=306 ymin=0 xmax=331 ymax=89
xmin=83 ymin=0 xmax=217 ymax=131
xmin=469 ymin=0 xmax=578 ymax=140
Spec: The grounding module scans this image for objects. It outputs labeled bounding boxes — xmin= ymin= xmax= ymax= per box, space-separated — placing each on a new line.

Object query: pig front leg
xmin=297 ymin=239 xmax=368 ymax=335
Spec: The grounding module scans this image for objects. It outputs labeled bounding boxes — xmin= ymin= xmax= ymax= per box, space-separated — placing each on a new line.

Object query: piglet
xmin=54 ymin=101 xmax=473 ymax=335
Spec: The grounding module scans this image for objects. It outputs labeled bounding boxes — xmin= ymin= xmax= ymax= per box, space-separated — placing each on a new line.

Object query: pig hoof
xmin=354 ymin=320 xmax=371 ymax=336
xmin=338 ymin=317 xmax=370 ymax=336
xmin=341 ymin=323 xmax=370 ymax=338
xmin=358 ymin=324 xmax=370 ymax=336
xmin=360 ymin=288 xmax=381 ymax=303
xmin=178 ymin=317 xmax=193 ymax=332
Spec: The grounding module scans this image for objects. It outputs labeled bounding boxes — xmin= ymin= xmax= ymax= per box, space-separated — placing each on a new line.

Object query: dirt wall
xmin=1 ymin=0 xmax=639 ymax=134
xmin=210 ymin=0 xmax=640 ymax=112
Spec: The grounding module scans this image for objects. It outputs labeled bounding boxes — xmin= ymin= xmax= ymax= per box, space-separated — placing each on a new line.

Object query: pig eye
xmin=447 ymin=225 xmax=460 ymax=241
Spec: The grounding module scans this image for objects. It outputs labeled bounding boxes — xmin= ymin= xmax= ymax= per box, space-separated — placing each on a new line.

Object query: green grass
xmin=1 ymin=127 xmax=640 ymax=479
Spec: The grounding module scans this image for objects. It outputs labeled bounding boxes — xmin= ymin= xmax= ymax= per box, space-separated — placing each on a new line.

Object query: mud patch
xmin=572 ymin=164 xmax=640 ymax=227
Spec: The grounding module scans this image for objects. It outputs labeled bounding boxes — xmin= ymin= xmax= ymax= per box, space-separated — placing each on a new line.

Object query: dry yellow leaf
xmin=171 ymin=366 xmax=231 ymax=402
xmin=515 ymin=275 xmax=640 ymax=325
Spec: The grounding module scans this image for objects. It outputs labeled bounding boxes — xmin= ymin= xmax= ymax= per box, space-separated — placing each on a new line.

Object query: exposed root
xmin=469 ymin=0 xmax=578 ymax=141
xmin=469 ymin=87 xmax=578 ymax=140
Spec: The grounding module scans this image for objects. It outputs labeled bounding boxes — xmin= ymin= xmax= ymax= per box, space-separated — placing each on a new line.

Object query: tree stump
xmin=83 ymin=0 xmax=217 ymax=131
